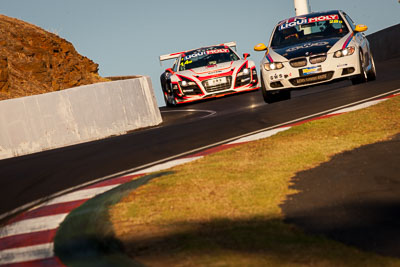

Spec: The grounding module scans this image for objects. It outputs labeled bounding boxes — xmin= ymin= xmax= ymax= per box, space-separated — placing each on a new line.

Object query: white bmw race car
xmin=159 ymin=42 xmax=259 ymax=106
xmin=254 ymin=10 xmax=377 ymax=103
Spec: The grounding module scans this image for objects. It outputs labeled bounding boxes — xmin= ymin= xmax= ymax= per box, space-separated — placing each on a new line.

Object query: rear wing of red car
xmin=159 ymin=41 xmax=237 ymax=64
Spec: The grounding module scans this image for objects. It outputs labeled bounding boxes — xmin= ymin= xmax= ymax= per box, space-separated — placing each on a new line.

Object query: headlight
xmin=264 ymin=62 xmax=284 ymax=71
xmin=334 ymin=46 xmax=355 ymax=58
xmin=179 ymin=80 xmax=196 ymax=87
xmin=237 ymin=68 xmax=251 ymax=77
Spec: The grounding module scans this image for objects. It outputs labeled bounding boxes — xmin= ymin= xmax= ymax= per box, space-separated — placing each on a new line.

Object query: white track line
xmin=228 ymin=127 xmax=292 ymax=144
xmin=0 ymin=214 xmax=67 ymax=239
xmin=43 ymin=184 xmax=120 ymax=206
xmin=161 ymin=109 xmax=217 ymax=119
xmin=0 ymin=243 xmax=54 ymax=265
xmin=329 ymin=99 xmax=386 ymax=115
xmin=128 ymin=156 xmax=203 ymax=175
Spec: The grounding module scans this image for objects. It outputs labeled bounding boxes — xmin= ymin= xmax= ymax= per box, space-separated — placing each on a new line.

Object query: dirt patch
xmin=0 ymin=14 xmax=108 ymax=101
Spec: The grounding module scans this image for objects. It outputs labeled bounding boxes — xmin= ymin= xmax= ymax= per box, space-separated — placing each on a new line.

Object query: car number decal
xmin=206 ymin=77 xmax=227 ymax=87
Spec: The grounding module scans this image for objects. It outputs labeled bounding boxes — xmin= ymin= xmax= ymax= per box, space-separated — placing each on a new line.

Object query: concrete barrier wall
xmin=0 ymin=76 xmax=162 ymax=159
xmin=368 ymin=23 xmax=400 ymax=62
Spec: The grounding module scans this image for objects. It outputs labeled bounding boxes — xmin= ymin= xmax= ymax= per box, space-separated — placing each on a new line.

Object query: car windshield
xmin=179 ymin=46 xmax=239 ymax=71
xmin=271 ymin=14 xmax=349 ymax=48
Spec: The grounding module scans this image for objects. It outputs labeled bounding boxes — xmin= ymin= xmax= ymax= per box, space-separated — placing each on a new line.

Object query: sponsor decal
xmin=206 ymin=61 xmax=218 ymax=67
xmin=286 ymin=41 xmax=329 ymax=52
xmin=184 ymin=51 xmax=207 ymax=60
xmin=308 ymin=14 xmax=339 ymax=23
xmin=208 ymin=70 xmax=222 ymax=75
xmin=337 ymin=63 xmax=348 ymax=68
xmin=300 ymin=65 xmax=322 ymax=76
xmin=342 ymin=33 xmax=354 ymax=49
xmin=279 ymin=16 xmax=308 ymax=30
xmin=265 ymin=51 xmax=274 ymax=63
xmin=269 ymin=73 xmax=291 ymax=81
xmin=279 ymin=14 xmax=339 ymax=30
xmin=180 ymin=59 xmax=193 ymax=67
xmin=184 ymin=48 xmax=229 ymax=60
xmin=270 ymin=73 xmax=284 ymax=81
xmin=206 ymin=48 xmax=229 ymax=55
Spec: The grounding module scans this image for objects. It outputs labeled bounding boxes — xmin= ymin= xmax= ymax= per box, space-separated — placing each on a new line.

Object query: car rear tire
xmin=351 ymin=52 xmax=368 ymax=85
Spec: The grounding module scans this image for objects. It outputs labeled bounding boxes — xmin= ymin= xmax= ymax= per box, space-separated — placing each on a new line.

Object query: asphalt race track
xmin=0 ymin=57 xmax=399 ymax=222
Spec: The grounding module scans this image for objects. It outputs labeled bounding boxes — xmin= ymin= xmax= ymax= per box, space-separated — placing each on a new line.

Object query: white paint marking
xmin=329 ymin=99 xmax=386 ymax=115
xmin=0 ymin=214 xmax=67 ymax=239
xmin=161 ymin=109 xmax=217 ymax=119
xmin=43 ymin=184 xmax=119 ymax=206
xmin=0 ymin=243 xmax=54 ymax=265
xmin=129 ymin=156 xmax=203 ymax=175
xmin=228 ymin=127 xmax=292 ymax=144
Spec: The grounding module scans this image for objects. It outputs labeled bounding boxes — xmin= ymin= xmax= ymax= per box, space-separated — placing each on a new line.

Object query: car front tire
xmin=367 ymin=53 xmax=377 ymax=81
xmin=261 ymin=74 xmax=290 ymax=104
xmin=163 ymin=83 xmax=176 ymax=107
xmin=352 ymin=52 xmax=368 ymax=85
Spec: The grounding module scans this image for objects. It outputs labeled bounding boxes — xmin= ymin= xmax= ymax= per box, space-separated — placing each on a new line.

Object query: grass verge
xmin=110 ymin=95 xmax=400 ymax=266
xmin=54 ymin=172 xmax=172 ymax=266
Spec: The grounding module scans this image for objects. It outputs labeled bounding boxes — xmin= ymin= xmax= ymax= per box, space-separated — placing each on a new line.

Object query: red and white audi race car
xmin=159 ymin=42 xmax=259 ymax=106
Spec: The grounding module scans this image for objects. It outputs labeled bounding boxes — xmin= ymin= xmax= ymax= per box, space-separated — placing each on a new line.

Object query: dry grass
xmin=110 ymin=95 xmax=400 ymax=266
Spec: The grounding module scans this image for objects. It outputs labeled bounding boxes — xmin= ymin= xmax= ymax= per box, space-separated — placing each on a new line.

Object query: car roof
xmin=185 ymin=45 xmax=227 ymax=53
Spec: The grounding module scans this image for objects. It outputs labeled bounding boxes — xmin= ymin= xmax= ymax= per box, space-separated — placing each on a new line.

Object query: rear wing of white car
xmin=159 ymin=41 xmax=237 ymax=63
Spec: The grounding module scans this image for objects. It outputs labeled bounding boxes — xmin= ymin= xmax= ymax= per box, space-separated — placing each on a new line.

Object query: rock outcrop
xmin=0 ymin=14 xmax=108 ymax=100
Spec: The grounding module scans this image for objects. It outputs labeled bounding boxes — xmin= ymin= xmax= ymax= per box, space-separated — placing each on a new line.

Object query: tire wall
xmin=367 ymin=23 xmax=400 ymax=62
xmin=0 ymin=76 xmax=162 ymax=160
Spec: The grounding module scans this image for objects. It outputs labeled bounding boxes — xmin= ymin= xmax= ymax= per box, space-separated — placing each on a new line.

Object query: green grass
xmin=109 ymin=95 xmax=400 ymax=266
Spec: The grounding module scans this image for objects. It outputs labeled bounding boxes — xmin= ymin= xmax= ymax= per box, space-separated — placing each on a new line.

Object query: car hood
xmin=185 ymin=61 xmax=237 ymax=76
xmin=272 ymin=37 xmax=341 ymax=60
xmin=175 ymin=60 xmax=250 ymax=81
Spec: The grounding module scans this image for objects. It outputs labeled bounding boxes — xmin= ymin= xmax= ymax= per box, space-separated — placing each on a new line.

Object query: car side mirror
xmin=354 ymin=24 xmax=368 ymax=33
xmin=254 ymin=43 xmax=268 ymax=52
xmin=165 ymin=68 xmax=174 ymax=74
xmin=243 ymin=53 xmax=250 ymax=59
